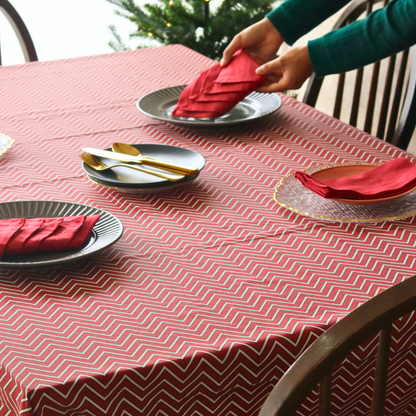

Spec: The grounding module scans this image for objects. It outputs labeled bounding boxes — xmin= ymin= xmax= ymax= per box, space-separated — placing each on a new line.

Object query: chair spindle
xmin=377 ymin=55 xmax=396 ymax=140
xmin=350 ymin=0 xmax=374 ymax=127
xmin=364 ymin=0 xmax=388 ymax=134
xmin=385 ymin=49 xmax=409 ymax=142
xmin=364 ymin=61 xmax=380 ymax=133
xmin=333 ymin=21 xmax=350 ymax=120
xmin=319 ymin=373 xmax=332 ymax=416
xmin=371 ymin=325 xmax=392 ymax=416
xmin=333 ymin=73 xmax=345 ymax=119
xmin=350 ymin=68 xmax=364 ymax=127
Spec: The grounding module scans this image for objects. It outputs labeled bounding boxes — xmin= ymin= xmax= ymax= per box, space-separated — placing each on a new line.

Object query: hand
xmin=255 ymin=46 xmax=313 ymax=93
xmin=221 ymin=18 xmax=284 ymax=67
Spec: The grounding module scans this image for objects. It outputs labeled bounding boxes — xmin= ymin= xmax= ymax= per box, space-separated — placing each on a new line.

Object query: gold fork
xmin=79 ymin=151 xmax=185 ymax=182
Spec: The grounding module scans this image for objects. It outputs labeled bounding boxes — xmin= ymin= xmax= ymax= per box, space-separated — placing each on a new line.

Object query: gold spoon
xmin=111 ymin=142 xmax=198 ymax=176
xmin=79 ymin=151 xmax=185 ymax=181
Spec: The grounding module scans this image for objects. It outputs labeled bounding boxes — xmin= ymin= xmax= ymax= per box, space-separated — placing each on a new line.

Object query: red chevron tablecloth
xmin=1 ymin=45 xmax=416 ymax=416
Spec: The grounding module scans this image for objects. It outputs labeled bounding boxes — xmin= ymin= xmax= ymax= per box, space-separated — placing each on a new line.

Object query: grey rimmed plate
xmin=0 ymin=200 xmax=123 ymax=268
xmin=137 ymin=85 xmax=282 ymax=127
xmin=82 ymin=144 xmax=206 ymax=191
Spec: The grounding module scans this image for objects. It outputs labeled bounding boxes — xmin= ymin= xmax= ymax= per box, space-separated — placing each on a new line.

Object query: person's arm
xmin=221 ymin=0 xmax=350 ymax=67
xmin=256 ymin=0 xmax=416 ymax=92
xmin=309 ymin=0 xmax=416 ymax=77
xmin=266 ymin=0 xmax=352 ymax=46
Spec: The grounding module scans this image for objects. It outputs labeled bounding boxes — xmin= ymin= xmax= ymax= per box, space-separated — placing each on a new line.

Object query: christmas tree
xmin=107 ymin=0 xmax=275 ymax=60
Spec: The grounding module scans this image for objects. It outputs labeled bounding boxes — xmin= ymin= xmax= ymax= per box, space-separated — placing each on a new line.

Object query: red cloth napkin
xmin=0 ymin=218 xmax=25 ymax=259
xmin=5 ymin=218 xmax=46 ymax=256
xmin=0 ymin=214 xmax=101 ymax=259
xmin=172 ymin=50 xmax=267 ymax=118
xmin=295 ymin=158 xmax=416 ymax=200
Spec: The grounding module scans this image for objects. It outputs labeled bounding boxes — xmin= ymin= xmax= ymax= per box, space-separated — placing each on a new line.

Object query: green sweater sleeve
xmin=308 ymin=0 xmax=416 ymax=77
xmin=266 ymin=0 xmax=351 ymax=46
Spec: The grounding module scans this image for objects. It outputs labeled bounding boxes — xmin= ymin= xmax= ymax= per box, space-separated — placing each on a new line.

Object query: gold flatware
xmin=83 ymin=146 xmax=198 ymax=176
xmin=112 ymin=144 xmax=198 ymax=175
xmin=113 ymin=143 xmax=199 ymax=176
xmin=112 ymin=142 xmax=159 ymax=161
xmin=79 ymin=151 xmax=185 ymax=182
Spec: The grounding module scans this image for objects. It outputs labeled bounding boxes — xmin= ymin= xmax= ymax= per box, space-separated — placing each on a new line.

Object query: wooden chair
xmin=303 ymin=0 xmax=416 ymax=151
xmin=0 ymin=0 xmax=37 ymax=65
xmin=259 ymin=273 xmax=416 ymax=416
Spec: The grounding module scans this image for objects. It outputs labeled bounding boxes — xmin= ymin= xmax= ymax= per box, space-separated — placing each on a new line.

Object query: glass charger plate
xmin=274 ymin=163 xmax=416 ymax=223
xmin=82 ymin=144 xmax=206 ymax=191
xmin=137 ymin=85 xmax=282 ymax=127
xmin=0 ymin=200 xmax=123 ymax=268
xmin=0 ymin=132 xmax=14 ymax=157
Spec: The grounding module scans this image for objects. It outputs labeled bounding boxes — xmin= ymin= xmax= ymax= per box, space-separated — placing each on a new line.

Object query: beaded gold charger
xmin=0 ymin=132 xmax=14 ymax=157
xmin=274 ymin=162 xmax=416 ymax=223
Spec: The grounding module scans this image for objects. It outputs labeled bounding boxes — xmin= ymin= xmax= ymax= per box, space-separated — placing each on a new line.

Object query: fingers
xmin=257 ymin=81 xmax=285 ymax=93
xmin=254 ymin=59 xmax=287 ymax=92
xmin=256 ymin=61 xmax=280 ymax=77
xmin=221 ymin=18 xmax=284 ymax=67
xmin=257 ymin=74 xmax=288 ymax=93
xmin=255 ymin=46 xmax=314 ymax=92
xmin=256 ymin=58 xmax=283 ymax=80
xmin=221 ymin=35 xmax=242 ymax=67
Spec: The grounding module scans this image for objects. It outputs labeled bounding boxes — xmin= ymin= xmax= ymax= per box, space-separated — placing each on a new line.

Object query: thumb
xmin=221 ymin=37 xmax=242 ymax=67
xmin=221 ymin=49 xmax=235 ymax=67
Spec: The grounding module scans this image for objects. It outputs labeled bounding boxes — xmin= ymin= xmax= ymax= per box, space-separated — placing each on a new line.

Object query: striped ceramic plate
xmin=0 ymin=200 xmax=123 ymax=268
xmin=137 ymin=85 xmax=282 ymax=127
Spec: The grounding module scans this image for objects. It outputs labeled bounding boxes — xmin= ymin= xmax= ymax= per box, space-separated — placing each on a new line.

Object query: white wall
xmin=1 ymin=0 xmax=139 ymax=65
xmin=1 ymin=0 xmax=227 ymax=66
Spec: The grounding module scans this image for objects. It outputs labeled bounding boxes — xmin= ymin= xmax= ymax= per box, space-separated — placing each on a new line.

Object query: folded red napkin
xmin=0 ymin=219 xmax=26 ymax=259
xmin=172 ymin=50 xmax=267 ymax=118
xmin=0 ymin=214 xmax=101 ymax=259
xmin=295 ymin=158 xmax=416 ymax=200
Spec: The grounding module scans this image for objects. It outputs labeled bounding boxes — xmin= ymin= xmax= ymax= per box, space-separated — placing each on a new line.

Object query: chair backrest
xmin=302 ymin=0 xmax=416 ymax=151
xmin=0 ymin=0 xmax=37 ymax=65
xmin=258 ymin=273 xmax=416 ymax=416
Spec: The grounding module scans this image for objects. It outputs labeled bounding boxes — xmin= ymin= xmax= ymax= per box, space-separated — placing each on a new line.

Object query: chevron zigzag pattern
xmin=0 ymin=45 xmax=415 ymax=415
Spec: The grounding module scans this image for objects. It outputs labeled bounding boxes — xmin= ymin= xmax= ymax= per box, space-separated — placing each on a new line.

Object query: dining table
xmin=1 ymin=44 xmax=416 ymax=416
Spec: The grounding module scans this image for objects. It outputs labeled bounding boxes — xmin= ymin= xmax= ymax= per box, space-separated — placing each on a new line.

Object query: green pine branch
xmin=107 ymin=0 xmax=275 ymax=60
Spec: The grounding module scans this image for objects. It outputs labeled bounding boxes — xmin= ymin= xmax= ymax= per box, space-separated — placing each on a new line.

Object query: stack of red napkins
xmin=295 ymin=158 xmax=416 ymax=200
xmin=172 ymin=50 xmax=267 ymax=118
xmin=0 ymin=214 xmax=101 ymax=259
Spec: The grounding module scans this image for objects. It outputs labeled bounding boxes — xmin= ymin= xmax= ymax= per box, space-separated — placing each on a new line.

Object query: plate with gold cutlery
xmin=81 ymin=144 xmax=206 ymax=192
